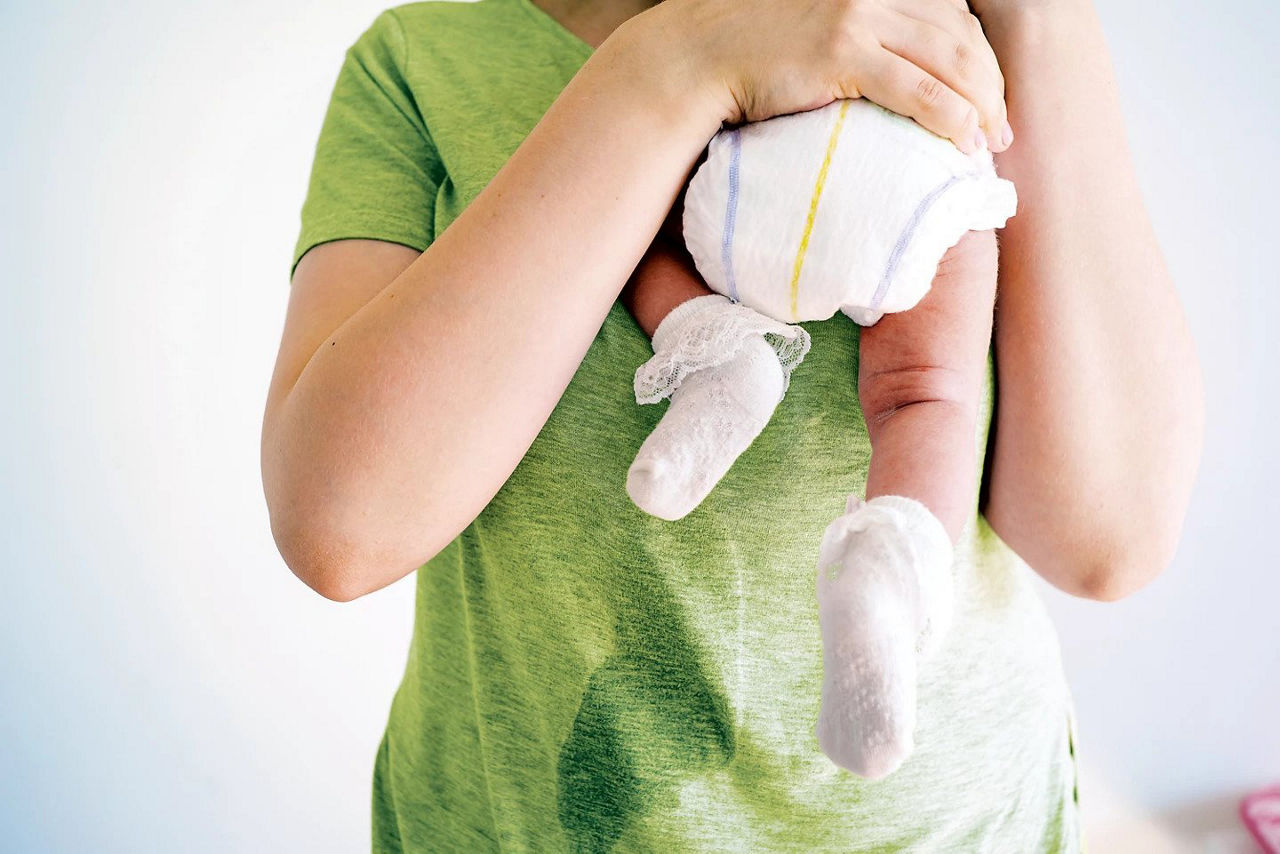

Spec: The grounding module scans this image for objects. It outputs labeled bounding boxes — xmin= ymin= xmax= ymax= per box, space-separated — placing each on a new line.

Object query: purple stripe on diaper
xmin=720 ymin=129 xmax=743 ymax=303
xmin=869 ymin=172 xmax=979 ymax=312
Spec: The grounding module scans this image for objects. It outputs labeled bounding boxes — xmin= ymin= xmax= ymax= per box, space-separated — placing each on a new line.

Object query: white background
xmin=2 ymin=1 xmax=1276 ymax=851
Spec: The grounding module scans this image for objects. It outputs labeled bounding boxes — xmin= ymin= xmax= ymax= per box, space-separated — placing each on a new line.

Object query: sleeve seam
xmin=291 ymin=210 xmax=434 ymax=279
xmin=302 ymin=208 xmax=431 ymax=235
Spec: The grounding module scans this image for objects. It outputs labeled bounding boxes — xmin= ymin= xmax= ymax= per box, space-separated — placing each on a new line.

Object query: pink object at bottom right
xmin=1241 ymin=785 xmax=1280 ymax=853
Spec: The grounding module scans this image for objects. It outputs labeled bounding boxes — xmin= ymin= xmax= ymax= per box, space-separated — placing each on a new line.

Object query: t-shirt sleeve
xmin=290 ymin=9 xmax=445 ymax=280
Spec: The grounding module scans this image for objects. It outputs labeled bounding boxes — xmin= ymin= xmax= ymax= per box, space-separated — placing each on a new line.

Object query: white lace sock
xmin=628 ymin=294 xmax=810 ymax=521
xmin=814 ymin=494 xmax=956 ymax=779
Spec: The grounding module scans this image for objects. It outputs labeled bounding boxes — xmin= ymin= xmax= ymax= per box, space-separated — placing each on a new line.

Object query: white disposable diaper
xmin=682 ymin=98 xmax=1018 ymax=326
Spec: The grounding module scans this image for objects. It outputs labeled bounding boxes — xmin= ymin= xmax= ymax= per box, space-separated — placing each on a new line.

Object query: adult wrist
xmin=600 ymin=3 xmax=729 ymax=143
xmin=975 ymin=0 xmax=1096 ymax=72
xmin=973 ymin=0 xmax=1090 ymax=31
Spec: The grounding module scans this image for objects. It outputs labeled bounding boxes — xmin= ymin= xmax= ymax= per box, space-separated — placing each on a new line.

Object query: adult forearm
xmin=264 ymin=25 xmax=721 ymax=599
xmin=979 ymin=3 xmax=1204 ymax=599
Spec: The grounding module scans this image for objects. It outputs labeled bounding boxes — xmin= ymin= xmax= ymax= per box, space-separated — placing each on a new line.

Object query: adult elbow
xmin=1066 ymin=429 xmax=1200 ymax=603
xmin=1071 ymin=529 xmax=1181 ymax=602
xmin=1077 ymin=456 xmax=1199 ymax=602
xmin=269 ymin=510 xmax=379 ymax=603
xmin=269 ymin=502 xmax=449 ymax=602
xmin=300 ymin=558 xmax=373 ymax=604
xmin=1074 ymin=564 xmax=1148 ymax=602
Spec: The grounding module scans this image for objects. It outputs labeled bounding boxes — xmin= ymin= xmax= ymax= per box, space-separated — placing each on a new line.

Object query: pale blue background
xmin=1 ymin=1 xmax=1276 ymax=851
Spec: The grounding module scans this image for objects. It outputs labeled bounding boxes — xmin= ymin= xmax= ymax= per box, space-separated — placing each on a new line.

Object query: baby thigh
xmin=856 ymin=229 xmax=999 ymax=539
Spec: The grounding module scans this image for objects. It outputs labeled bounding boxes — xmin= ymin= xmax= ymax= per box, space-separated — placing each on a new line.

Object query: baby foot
xmin=627 ymin=332 xmax=785 ymax=521
xmin=627 ymin=294 xmax=809 ymax=521
xmin=813 ymin=495 xmax=955 ymax=778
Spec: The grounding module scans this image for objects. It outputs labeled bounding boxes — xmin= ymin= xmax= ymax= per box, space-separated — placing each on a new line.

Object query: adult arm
xmin=975 ymin=0 xmax=1204 ymax=600
xmin=261 ymin=37 xmax=723 ymax=601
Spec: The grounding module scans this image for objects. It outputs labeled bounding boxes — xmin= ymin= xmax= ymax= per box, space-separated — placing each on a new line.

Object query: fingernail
xmin=971 ymin=127 xmax=988 ymax=153
xmin=1000 ymin=120 xmax=1014 ymax=149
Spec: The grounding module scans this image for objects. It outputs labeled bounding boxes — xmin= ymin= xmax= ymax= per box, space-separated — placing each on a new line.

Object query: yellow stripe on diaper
xmin=788 ymin=99 xmax=851 ymax=321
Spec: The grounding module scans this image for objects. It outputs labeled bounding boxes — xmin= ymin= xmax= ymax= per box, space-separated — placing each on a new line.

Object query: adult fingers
xmin=888 ymin=0 xmax=1010 ymax=150
xmin=852 ymin=47 xmax=987 ymax=154
xmin=878 ymin=11 xmax=1008 ymax=150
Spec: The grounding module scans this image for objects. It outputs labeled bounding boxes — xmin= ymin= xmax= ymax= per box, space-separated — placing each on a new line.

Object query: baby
xmin=620 ymin=98 xmax=1015 ymax=779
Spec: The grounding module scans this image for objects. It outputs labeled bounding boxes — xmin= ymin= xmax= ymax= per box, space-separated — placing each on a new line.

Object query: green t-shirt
xmin=292 ymin=1 xmax=1086 ymax=850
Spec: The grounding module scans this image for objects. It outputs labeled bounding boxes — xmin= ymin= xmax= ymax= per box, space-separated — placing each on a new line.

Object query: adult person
xmin=260 ymin=0 xmax=1203 ymax=848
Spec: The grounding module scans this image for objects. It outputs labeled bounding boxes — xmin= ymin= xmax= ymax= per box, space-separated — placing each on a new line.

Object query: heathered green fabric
xmin=292 ymin=1 xmax=1086 ymax=850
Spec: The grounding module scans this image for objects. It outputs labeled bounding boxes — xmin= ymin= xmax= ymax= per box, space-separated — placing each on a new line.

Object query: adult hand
xmin=630 ymin=0 xmax=1011 ymax=153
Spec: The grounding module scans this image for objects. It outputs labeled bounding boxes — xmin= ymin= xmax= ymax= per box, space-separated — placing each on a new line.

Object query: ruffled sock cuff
xmin=634 ymin=294 xmax=812 ymax=405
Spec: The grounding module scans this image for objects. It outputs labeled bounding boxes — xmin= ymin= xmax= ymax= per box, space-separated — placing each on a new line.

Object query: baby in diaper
xmin=620 ymin=97 xmax=1017 ymax=779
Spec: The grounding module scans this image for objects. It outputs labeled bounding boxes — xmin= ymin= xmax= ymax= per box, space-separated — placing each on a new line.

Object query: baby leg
xmin=620 ymin=229 xmax=712 ymax=338
xmin=859 ymin=227 xmax=998 ymax=542
xmin=621 ymin=233 xmax=808 ymax=520
xmin=815 ymin=228 xmax=998 ymax=778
